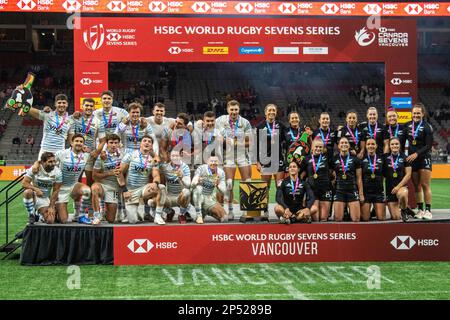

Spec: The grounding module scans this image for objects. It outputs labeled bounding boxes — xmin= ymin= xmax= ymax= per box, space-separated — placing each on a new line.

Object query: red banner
xmin=114 ymin=223 xmax=450 ymax=265
xmin=74 ymin=17 xmax=417 ymax=109
xmin=1 ymin=1 xmax=450 ymax=16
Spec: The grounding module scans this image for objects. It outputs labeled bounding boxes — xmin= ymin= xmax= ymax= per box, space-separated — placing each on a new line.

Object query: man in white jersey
xmin=159 ymin=149 xmax=191 ymax=224
xmin=25 ymin=94 xmax=71 ymax=159
xmin=92 ymin=134 xmax=124 ymax=225
xmin=94 ymin=90 xmax=129 ymax=136
xmin=161 ymin=113 xmax=193 ymax=164
xmin=215 ymin=100 xmax=253 ymax=220
xmin=145 ymin=102 xmax=175 ymax=145
xmin=22 ymin=152 xmax=62 ymax=224
xmin=121 ymin=135 xmax=164 ymax=224
xmin=191 ymin=154 xmax=227 ymax=224
xmin=192 ymin=111 xmax=223 ymax=169
xmin=68 ymin=98 xmax=106 ymax=187
xmin=55 ymin=134 xmax=92 ymax=224
xmin=115 ymin=102 xmax=159 ymax=155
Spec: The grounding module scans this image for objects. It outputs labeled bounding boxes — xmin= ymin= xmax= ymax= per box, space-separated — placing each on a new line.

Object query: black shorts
xmin=313 ymin=188 xmax=333 ymax=202
xmin=411 ymin=155 xmax=432 ymax=172
xmin=333 ymin=189 xmax=359 ymax=202
xmin=364 ymin=191 xmax=385 ymax=203
xmin=386 ymin=186 xmax=408 ymax=203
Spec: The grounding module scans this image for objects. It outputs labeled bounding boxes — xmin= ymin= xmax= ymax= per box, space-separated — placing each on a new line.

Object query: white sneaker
xmin=279 ymin=217 xmax=290 ymax=225
xmin=415 ymin=209 xmax=424 ymax=219
xmin=154 ymin=214 xmax=166 ymax=225
xmin=196 ymin=215 xmax=204 ymax=224
xmin=422 ymin=210 xmax=432 ymax=220
xmin=227 ymin=212 xmax=234 ymax=221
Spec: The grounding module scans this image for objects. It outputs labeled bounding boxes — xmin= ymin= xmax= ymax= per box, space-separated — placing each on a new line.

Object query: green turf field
xmin=1 ymin=180 xmax=450 ymax=300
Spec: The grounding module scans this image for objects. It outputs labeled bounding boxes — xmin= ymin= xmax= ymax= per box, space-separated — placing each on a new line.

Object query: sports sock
xmin=417 ymin=202 xmax=424 ymax=211
xmin=23 ymin=198 xmax=35 ymax=217
xmin=425 ymin=204 xmax=431 ymax=211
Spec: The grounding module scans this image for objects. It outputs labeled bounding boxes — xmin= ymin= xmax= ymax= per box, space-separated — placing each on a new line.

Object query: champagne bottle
xmin=6 ymin=72 xmax=35 ymax=116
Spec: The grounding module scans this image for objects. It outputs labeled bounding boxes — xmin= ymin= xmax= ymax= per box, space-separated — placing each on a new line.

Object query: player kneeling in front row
xmin=121 ymin=135 xmax=163 ymax=224
xmin=91 ymin=134 xmax=124 ymax=225
xmin=159 ymin=149 xmax=192 ymax=224
xmin=22 ymin=152 xmax=62 ymax=224
xmin=191 ymin=155 xmax=227 ymax=224
xmin=275 ymin=161 xmax=317 ymax=224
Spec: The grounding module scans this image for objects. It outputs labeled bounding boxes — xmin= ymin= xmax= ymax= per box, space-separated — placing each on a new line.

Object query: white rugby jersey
xmin=191 ymin=125 xmax=223 ymax=166
xmin=145 ymin=116 xmax=174 ymax=140
xmin=122 ymin=150 xmax=159 ymax=190
xmin=215 ymin=115 xmax=252 ymax=141
xmin=115 ymin=122 xmax=159 ymax=154
xmin=193 ymin=164 xmax=226 ymax=196
xmin=55 ymin=149 xmax=90 ymax=187
xmin=94 ymin=107 xmax=129 ymax=136
xmin=38 ymin=111 xmax=71 ymax=153
xmin=159 ymin=161 xmax=191 ymax=195
xmin=93 ymin=150 xmax=122 ymax=188
xmin=69 ymin=114 xmax=105 ymax=151
xmin=24 ymin=165 xmax=62 ymax=198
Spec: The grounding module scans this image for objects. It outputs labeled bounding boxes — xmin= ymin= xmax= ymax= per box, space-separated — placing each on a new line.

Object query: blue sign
xmin=390 ymin=97 xmax=412 ymax=109
xmin=239 ymin=47 xmax=264 ymax=55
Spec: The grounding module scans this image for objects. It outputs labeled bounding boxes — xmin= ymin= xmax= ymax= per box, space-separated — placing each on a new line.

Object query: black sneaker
xmin=185 ymin=212 xmax=193 ymax=222
xmin=28 ymin=215 xmax=36 ymax=225
xmin=401 ymin=209 xmax=409 ymax=222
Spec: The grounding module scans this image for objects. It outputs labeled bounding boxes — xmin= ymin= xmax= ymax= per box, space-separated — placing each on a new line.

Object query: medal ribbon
xmin=389 ymin=124 xmax=399 ymax=138
xmin=368 ymin=123 xmax=378 ymax=139
xmin=70 ymin=150 xmax=83 ymax=171
xmin=290 ymin=177 xmax=299 ymax=197
xmin=412 ymin=120 xmax=423 ymax=141
xmin=55 ymin=113 xmax=67 ymax=132
xmin=312 ymin=154 xmax=323 ymax=175
xmin=229 ymin=116 xmax=239 ymax=139
xmin=81 ymin=115 xmax=93 ymax=136
xmin=346 ymin=125 xmax=359 ymax=146
xmin=289 ymin=128 xmax=300 ymax=142
xmin=102 ymin=110 xmax=113 ymax=128
xmin=320 ymin=128 xmax=330 ymax=145
xmin=339 ymin=153 xmax=350 ymax=175
xmin=367 ymin=154 xmax=377 ymax=175
xmin=390 ymin=154 xmax=400 ymax=173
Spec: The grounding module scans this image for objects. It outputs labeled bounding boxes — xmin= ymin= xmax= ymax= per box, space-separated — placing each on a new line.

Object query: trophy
xmin=5 ymin=72 xmax=35 ymax=117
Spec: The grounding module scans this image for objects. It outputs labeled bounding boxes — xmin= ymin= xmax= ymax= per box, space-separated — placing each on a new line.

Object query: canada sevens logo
xmin=239 ymin=182 xmax=268 ymax=211
xmin=83 ymin=24 xmax=105 ymax=51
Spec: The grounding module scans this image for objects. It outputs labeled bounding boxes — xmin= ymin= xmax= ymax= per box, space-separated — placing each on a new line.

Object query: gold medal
xmin=412 ymin=140 xmax=417 ymax=145
xmin=393 ymin=172 xmax=398 ymax=178
xmin=342 ymin=174 xmax=347 ymax=180
xmin=313 ymin=173 xmax=318 ymax=179
xmin=371 ymin=173 xmax=375 ymax=179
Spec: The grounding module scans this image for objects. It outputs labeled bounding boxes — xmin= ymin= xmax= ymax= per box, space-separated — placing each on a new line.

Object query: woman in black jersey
xmin=301 ymin=138 xmax=333 ymax=222
xmin=283 ymin=111 xmax=303 ymax=147
xmin=332 ymin=137 xmax=363 ymax=222
xmin=336 ymin=110 xmax=364 ymax=159
xmin=384 ymin=137 xmax=412 ymax=221
xmin=360 ymin=107 xmax=384 ymax=155
xmin=360 ymin=138 xmax=385 ymax=221
xmin=404 ymin=103 xmax=433 ymax=220
xmin=312 ymin=112 xmax=336 ymax=156
xmin=275 ymin=161 xmax=316 ymax=224
xmin=383 ymin=108 xmax=406 ymax=154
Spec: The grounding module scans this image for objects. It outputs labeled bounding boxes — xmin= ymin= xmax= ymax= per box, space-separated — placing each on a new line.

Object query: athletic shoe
xmin=185 ymin=212 xmax=193 ymax=222
xmin=279 ymin=217 xmax=290 ymax=225
xmin=414 ymin=209 xmax=424 ymax=219
xmin=422 ymin=210 xmax=432 ymax=220
xmin=165 ymin=208 xmax=175 ymax=222
xmin=92 ymin=218 xmax=101 ymax=225
xmin=196 ymin=215 xmax=204 ymax=224
xmin=178 ymin=214 xmax=187 ymax=224
xmin=154 ymin=214 xmax=166 ymax=225
xmin=227 ymin=212 xmax=234 ymax=221
xmin=78 ymin=215 xmax=92 ymax=225
xmin=401 ymin=209 xmax=409 ymax=222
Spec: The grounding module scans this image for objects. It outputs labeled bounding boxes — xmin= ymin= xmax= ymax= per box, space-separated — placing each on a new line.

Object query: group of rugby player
xmin=20 ymin=89 xmax=434 ymax=225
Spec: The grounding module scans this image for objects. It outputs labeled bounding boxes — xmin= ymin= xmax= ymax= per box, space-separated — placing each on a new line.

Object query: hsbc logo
xmin=391 ymin=78 xmax=412 ymax=85
xmin=80 ymin=78 xmax=92 ymax=85
xmin=321 ymin=3 xmax=339 ymax=14
xmin=391 ymin=236 xmax=416 ymax=250
xmin=149 ymin=1 xmax=166 ymax=12
xmin=168 ymin=47 xmax=181 ymax=54
xmin=127 ymin=239 xmax=154 ymax=254
xmin=62 ymin=0 xmax=81 ymax=11
xmin=191 ymin=1 xmax=210 ymax=13
xmin=404 ymin=4 xmax=423 ymax=15
xmin=448 ymin=5 xmax=450 ymax=13
xmin=278 ymin=2 xmax=296 ymax=14
xmin=106 ymin=33 xmax=121 ymax=41
xmin=107 ymin=0 xmax=126 ymax=11
xmin=234 ymin=2 xmax=253 ymax=14
xmin=363 ymin=3 xmax=381 ymax=15
xmin=16 ymin=0 xmax=36 ymax=10
xmin=83 ymin=24 xmax=105 ymax=51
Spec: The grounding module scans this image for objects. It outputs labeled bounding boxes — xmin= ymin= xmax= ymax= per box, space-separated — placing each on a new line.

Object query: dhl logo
xmin=202 ymin=47 xmax=229 ymax=54
xmin=397 ymin=111 xmax=412 ymax=124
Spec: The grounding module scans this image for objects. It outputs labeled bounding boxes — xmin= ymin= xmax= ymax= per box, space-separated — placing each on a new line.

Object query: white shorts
xmin=126 ymin=186 xmax=145 ymax=205
xmin=165 ymin=194 xmax=180 ymax=208
xmin=57 ymin=184 xmax=77 ymax=203
xmin=101 ymin=183 xmax=120 ymax=204
xmin=202 ymin=194 xmax=217 ymax=213
xmin=223 ymin=155 xmax=251 ymax=168
xmin=35 ymin=196 xmax=50 ymax=211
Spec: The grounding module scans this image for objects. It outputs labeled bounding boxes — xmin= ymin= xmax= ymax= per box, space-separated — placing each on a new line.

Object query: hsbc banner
xmin=74 ymin=61 xmax=108 ymax=109
xmin=2 ymin=1 xmax=450 ymax=16
xmin=74 ymin=17 xmax=416 ymax=110
xmin=114 ymin=223 xmax=450 ymax=265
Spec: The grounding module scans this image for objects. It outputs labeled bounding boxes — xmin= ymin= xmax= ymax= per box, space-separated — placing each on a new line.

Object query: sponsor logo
xmin=273 ymin=47 xmax=299 ymax=55
xmin=391 ymin=78 xmax=413 ymax=85
xmin=303 ymin=47 xmax=328 ymax=55
xmin=202 ymin=46 xmax=228 ymax=54
xmin=149 ymin=1 xmax=166 ymax=12
xmin=168 ymin=46 xmax=194 ymax=54
xmin=404 ymin=3 xmax=423 ymax=15
xmin=278 ymin=2 xmax=296 ymax=14
xmin=448 ymin=5 xmax=450 ymax=13
xmin=62 ymin=0 xmax=81 ymax=11
xmin=80 ymin=78 xmax=92 ymax=85
xmin=16 ymin=0 xmax=36 ymax=10
xmin=390 ymin=97 xmax=412 ymax=108
xmin=0 ymin=0 xmax=8 ymax=5
xmin=127 ymin=239 xmax=154 ymax=253
xmin=321 ymin=3 xmax=339 ymax=14
xmin=234 ymin=2 xmax=253 ymax=14
xmin=239 ymin=47 xmax=264 ymax=54
xmin=363 ymin=3 xmax=381 ymax=15
xmin=354 ymin=27 xmax=376 ymax=47
xmin=107 ymin=0 xmax=126 ymax=11
xmin=83 ymin=24 xmax=105 ymax=51
xmin=391 ymin=236 xmax=416 ymax=250
xmin=191 ymin=1 xmax=210 ymax=13
xmin=106 ymin=33 xmax=121 ymax=41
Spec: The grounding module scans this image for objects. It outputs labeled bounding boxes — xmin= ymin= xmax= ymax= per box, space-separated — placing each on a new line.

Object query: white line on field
xmin=282 ymin=284 xmax=310 ymax=300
